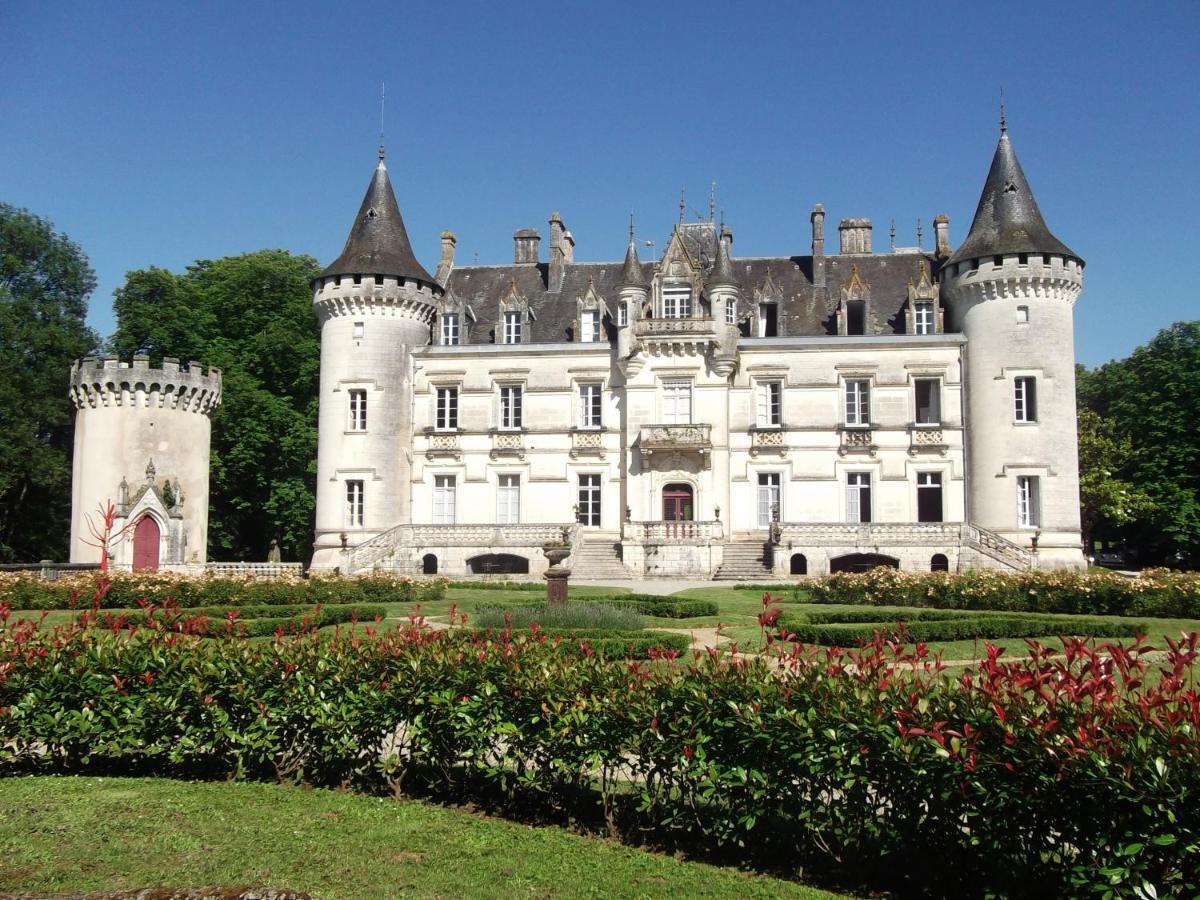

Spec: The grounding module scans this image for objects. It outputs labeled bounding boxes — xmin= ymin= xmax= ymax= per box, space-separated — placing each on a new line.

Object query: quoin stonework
xmin=68 ymin=355 xmax=221 ymax=570
xmin=306 ymin=123 xmax=1086 ymax=578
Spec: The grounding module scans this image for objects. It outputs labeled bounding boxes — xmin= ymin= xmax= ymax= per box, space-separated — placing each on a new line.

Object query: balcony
xmin=749 ymin=427 xmax=787 ymax=457
xmin=570 ymin=428 xmax=606 ymax=459
xmin=638 ymin=423 xmax=712 ymax=465
xmin=838 ymin=425 xmax=875 ymax=456
xmin=908 ymin=424 xmax=948 ymax=455
xmin=425 ymin=430 xmax=461 ymax=461
xmin=624 ymin=520 xmax=724 ymax=544
xmin=490 ymin=430 xmax=525 ymax=460
xmin=633 ymin=317 xmax=717 ymax=355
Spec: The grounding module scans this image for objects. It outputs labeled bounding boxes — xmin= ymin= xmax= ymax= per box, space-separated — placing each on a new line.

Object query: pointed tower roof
xmin=320 ymin=152 xmax=438 ymax=285
xmin=947 ymin=129 xmax=1080 ymax=266
xmin=707 ymin=226 xmax=737 ymax=287
xmin=617 ymin=238 xmax=648 ymax=289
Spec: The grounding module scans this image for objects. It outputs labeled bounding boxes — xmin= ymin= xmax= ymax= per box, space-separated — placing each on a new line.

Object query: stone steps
xmin=571 ymin=541 xmax=632 ymax=579
xmin=714 ymin=540 xmax=772 ymax=580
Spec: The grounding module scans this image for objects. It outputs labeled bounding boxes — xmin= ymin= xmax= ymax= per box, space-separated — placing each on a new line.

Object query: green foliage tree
xmin=0 ymin=204 xmax=99 ymax=561
xmin=1078 ymin=322 xmax=1200 ymax=565
xmin=111 ymin=251 xmax=320 ymax=562
xmin=1076 ymin=406 xmax=1154 ymax=555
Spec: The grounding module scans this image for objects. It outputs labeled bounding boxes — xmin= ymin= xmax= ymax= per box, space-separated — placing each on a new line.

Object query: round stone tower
xmin=68 ymin=355 xmax=222 ymax=569
xmin=310 ymin=148 xmax=442 ymax=569
xmin=941 ymin=124 xmax=1086 ymax=569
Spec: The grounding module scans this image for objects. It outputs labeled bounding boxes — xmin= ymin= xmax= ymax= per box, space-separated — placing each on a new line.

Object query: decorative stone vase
xmin=542 ymin=545 xmax=571 ymax=567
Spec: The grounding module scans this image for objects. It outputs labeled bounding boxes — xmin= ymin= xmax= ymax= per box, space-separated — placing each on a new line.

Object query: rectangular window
xmin=579 ymin=383 xmax=602 ymax=429
xmin=758 ymin=302 xmax=778 ymax=337
xmin=580 ymin=310 xmax=600 ymax=342
xmin=433 ymin=475 xmax=456 ymax=525
xmin=348 ymin=389 xmax=367 ymax=432
xmin=503 ymin=310 xmax=522 ymax=344
xmin=662 ymin=379 xmax=692 ymax=424
xmin=435 ymin=386 xmax=458 ymax=430
xmin=914 ymin=378 xmax=941 ymax=425
xmin=1016 ymin=305 xmax=1030 ymax=324
xmin=1017 ymin=475 xmax=1040 ymax=528
xmin=725 ymin=297 xmax=736 ymax=325
xmin=577 ymin=473 xmax=601 ymax=527
xmin=352 ymin=321 xmax=365 ymax=340
xmin=914 ymin=301 xmax=935 ymax=335
xmin=847 ymin=472 xmax=872 ymax=523
xmin=499 ymin=385 xmax=523 ymax=429
xmin=662 ymin=287 xmax=691 ymax=318
xmin=757 ymin=472 xmax=782 ymax=527
xmin=756 ymin=380 xmax=782 ymax=427
xmin=1014 ymin=376 xmax=1038 ymax=423
xmin=617 ymin=302 xmax=628 ymax=327
xmin=440 ymin=313 xmax=460 ymax=345
xmin=345 ymin=479 xmax=364 ymax=528
xmin=845 ymin=379 xmax=870 ymax=426
xmin=917 ymin=471 xmax=943 ymax=522
xmin=496 ymin=474 xmax=520 ymax=524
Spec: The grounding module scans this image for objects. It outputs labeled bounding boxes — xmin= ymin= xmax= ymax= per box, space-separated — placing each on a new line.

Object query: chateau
xmin=306 ymin=122 xmax=1086 ymax=578
xmin=66 ymin=123 xmax=1086 ymax=578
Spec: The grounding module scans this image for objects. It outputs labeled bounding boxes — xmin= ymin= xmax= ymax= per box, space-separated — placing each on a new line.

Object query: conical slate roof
xmin=617 ymin=238 xmax=648 ymax=289
xmin=321 ymin=155 xmax=438 ymax=285
xmin=947 ymin=131 xmax=1080 ymax=266
xmin=707 ymin=229 xmax=737 ymax=286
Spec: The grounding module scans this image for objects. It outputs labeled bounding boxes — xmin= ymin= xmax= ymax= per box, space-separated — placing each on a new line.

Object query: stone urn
xmin=542 ymin=539 xmax=572 ymax=608
xmin=542 ymin=544 xmax=571 ymax=567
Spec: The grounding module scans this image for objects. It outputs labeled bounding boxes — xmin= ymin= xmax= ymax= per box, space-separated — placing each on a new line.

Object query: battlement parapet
xmin=69 ymin=354 xmax=222 ymax=414
xmin=311 ymin=272 xmax=439 ymax=324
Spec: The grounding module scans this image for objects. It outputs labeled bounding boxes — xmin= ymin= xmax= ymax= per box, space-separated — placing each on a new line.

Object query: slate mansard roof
xmin=442 ymin=228 xmax=939 ymax=345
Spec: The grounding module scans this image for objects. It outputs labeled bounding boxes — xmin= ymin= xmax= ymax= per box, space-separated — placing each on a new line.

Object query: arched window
xmin=930 ymin=553 xmax=949 ymax=572
xmin=422 ymin=553 xmax=438 ymax=575
xmin=790 ymin=553 xmax=808 ymax=576
xmin=830 ymin=553 xmax=898 ymax=574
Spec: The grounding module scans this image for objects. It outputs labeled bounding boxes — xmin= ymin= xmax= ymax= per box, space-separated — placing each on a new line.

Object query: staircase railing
xmin=961 ymin=523 xmax=1034 ymax=570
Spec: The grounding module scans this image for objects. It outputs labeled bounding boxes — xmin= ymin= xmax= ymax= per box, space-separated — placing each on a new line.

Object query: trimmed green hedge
xmin=0 ymin=573 xmax=446 ymax=610
xmin=93 ymin=604 xmax=388 ymax=638
xmin=476 ymin=596 xmax=719 ymax=620
xmin=778 ymin=611 xmax=1147 ymax=645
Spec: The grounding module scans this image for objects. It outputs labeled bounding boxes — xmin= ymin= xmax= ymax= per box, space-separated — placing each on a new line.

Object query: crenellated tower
xmin=310 ymin=148 xmax=442 ymax=568
xmin=68 ymin=355 xmax=222 ymax=569
xmin=941 ymin=123 xmax=1086 ymax=569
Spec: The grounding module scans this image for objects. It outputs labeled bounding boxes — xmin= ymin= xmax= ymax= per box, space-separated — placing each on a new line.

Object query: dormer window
xmin=440 ymin=313 xmax=460 ymax=346
xmin=580 ymin=309 xmax=600 ymax=342
xmin=913 ymin=301 xmax=934 ymax=335
xmin=503 ymin=310 xmax=522 ymax=344
xmin=662 ymin=286 xmax=691 ymax=318
xmin=758 ymin=302 xmax=778 ymax=337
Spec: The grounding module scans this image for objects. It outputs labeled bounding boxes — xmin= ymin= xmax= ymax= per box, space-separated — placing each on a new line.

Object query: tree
xmin=111 ymin=251 xmax=320 ymax=562
xmin=1078 ymin=322 xmax=1200 ymax=565
xmin=1076 ymin=407 xmax=1153 ymax=555
xmin=0 ymin=204 xmax=99 ymax=561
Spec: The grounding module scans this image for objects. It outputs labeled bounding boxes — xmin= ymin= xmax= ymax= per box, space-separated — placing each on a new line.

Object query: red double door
xmin=662 ymin=484 xmax=694 ymax=539
xmin=132 ymin=516 xmax=160 ymax=571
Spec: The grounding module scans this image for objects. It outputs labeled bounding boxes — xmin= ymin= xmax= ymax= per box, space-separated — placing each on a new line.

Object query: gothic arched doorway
xmin=132 ymin=516 xmax=160 ymax=572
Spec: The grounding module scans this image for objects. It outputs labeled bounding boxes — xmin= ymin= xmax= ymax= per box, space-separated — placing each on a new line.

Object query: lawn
xmin=0 ymin=776 xmax=843 ymax=900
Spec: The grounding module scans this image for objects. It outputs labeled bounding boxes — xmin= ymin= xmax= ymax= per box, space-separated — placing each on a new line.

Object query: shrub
xmin=475 ymin=596 xmax=720 ymax=621
xmin=90 ymin=603 xmax=388 ymax=639
xmin=808 ymin=569 xmax=1200 ymax=618
xmin=778 ymin=612 xmax=1146 ymax=645
xmin=473 ymin=602 xmax=644 ymax=631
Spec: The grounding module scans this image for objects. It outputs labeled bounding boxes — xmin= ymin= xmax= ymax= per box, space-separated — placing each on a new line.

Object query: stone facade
xmin=68 ymin=355 xmax=221 ymax=570
xmin=310 ymin=127 xmax=1087 ymax=578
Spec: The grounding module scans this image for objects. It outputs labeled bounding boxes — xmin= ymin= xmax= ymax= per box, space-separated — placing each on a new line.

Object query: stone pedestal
xmin=544 ymin=567 xmax=571 ymax=608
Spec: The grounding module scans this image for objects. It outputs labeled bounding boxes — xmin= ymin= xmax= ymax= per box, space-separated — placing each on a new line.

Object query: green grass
xmin=0 ymin=776 xmax=842 ymax=899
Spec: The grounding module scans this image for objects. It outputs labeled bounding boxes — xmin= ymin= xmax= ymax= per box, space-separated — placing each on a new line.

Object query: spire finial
xmin=628 ymin=210 xmax=635 ymax=242
xmin=678 ymin=187 xmax=686 ymax=224
xmin=378 ymin=82 xmax=386 ymax=161
xmin=999 ymin=86 xmax=1007 ymax=135
xmin=709 ymin=180 xmax=716 ymax=223
xmin=889 ymin=219 xmax=896 ymax=251
xmin=916 ymin=217 xmax=924 ymax=250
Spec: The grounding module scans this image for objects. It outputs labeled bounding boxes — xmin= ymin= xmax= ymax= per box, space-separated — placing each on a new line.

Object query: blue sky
xmin=3 ymin=0 xmax=1196 ymax=367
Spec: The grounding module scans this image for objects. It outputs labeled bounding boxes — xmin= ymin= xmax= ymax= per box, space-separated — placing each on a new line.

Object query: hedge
xmin=778 ymin=612 xmax=1147 ymax=646
xmin=808 ymin=568 xmax=1200 ymax=618
xmin=2 ymin=601 xmax=1196 ymax=897
xmin=0 ymin=573 xmax=446 ymax=610
xmin=476 ymin=596 xmax=719 ymax=620
xmin=92 ymin=604 xmax=389 ymax=639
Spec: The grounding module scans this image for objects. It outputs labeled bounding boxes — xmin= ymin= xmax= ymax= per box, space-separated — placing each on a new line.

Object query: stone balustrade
xmin=638 ymin=423 xmax=712 ymax=461
xmin=570 ymin=428 xmax=606 ymax=458
xmin=633 ymin=317 xmax=716 ymax=337
xmin=489 ymin=430 xmax=525 ymax=460
xmin=838 ymin=427 xmax=875 ymax=455
xmin=750 ymin=428 xmax=787 ymax=456
xmin=425 ymin=431 xmax=461 ymax=460
xmin=624 ymin=520 xmax=724 ymax=544
xmin=205 ymin=562 xmax=304 ymax=579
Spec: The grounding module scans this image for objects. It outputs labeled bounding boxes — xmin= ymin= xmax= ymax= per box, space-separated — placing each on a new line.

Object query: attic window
xmin=366 ymin=208 xmax=378 ymax=219
xmin=1018 ymin=254 xmax=1028 ymax=265
xmin=993 ymin=255 xmax=1003 ymax=267
xmin=1003 ymin=181 xmax=1018 ymax=194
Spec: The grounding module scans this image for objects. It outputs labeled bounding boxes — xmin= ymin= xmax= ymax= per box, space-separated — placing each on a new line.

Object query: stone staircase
xmin=714 ymin=539 xmax=773 ymax=580
xmin=571 ymin=538 xmax=632 ymax=580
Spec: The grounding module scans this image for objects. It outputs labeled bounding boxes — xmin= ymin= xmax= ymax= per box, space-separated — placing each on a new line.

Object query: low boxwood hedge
xmin=92 ymin=604 xmax=388 ymax=638
xmin=778 ymin=611 xmax=1146 ymax=645
xmin=475 ymin=596 xmax=719 ymax=620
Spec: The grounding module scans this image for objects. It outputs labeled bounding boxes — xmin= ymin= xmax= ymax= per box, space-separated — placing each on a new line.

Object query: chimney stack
xmin=513 ymin=228 xmax=540 ymax=264
xmin=838 ymin=218 xmax=872 ymax=254
xmin=933 ymin=214 xmax=951 ymax=259
xmin=548 ymin=211 xmax=573 ymax=291
xmin=436 ymin=230 xmax=457 ymax=284
xmin=810 ymin=204 xmax=826 ymax=288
